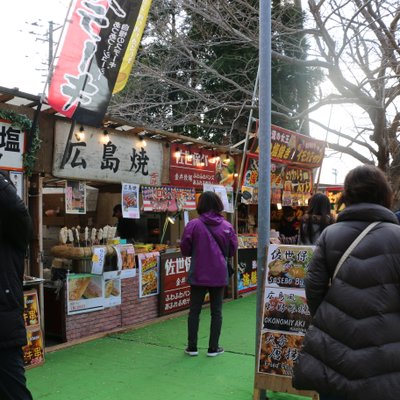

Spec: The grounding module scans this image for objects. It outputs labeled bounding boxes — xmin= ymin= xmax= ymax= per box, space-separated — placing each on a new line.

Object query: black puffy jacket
xmin=0 ymin=176 xmax=32 ymax=349
xmin=298 ymin=214 xmax=334 ymax=245
xmin=293 ymin=203 xmax=400 ymax=400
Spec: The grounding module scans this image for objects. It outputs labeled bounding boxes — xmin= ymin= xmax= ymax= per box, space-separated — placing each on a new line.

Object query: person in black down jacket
xmin=292 ymin=165 xmax=400 ymax=400
xmin=298 ymin=193 xmax=335 ymax=245
xmin=0 ymin=172 xmax=33 ymax=399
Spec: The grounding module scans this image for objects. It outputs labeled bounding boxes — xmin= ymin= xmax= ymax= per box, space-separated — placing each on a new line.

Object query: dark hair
xmin=307 ymin=193 xmax=332 ymax=216
xmin=197 ymin=191 xmax=224 ymax=214
xmin=301 ymin=193 xmax=333 ymax=241
xmin=338 ymin=165 xmax=393 ymax=210
xmin=113 ymin=204 xmax=122 ymax=217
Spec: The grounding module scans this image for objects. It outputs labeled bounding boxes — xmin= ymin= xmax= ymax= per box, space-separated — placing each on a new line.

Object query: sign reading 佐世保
xmin=169 ymin=143 xmax=218 ymax=188
xmin=53 ymin=121 xmax=163 ymax=185
xmin=159 ymin=252 xmax=191 ymax=316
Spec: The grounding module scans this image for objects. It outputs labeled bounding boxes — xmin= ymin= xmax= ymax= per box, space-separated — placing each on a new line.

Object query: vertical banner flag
xmin=48 ymin=0 xmax=152 ymax=127
xmin=113 ymin=0 xmax=152 ymax=93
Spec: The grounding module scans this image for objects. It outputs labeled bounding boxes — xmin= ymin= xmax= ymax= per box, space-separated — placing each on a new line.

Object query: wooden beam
xmin=0 ymin=93 xmax=14 ymax=103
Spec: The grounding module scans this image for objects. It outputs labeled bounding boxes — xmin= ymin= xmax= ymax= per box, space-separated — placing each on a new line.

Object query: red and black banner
xmin=48 ymin=0 xmax=145 ymax=127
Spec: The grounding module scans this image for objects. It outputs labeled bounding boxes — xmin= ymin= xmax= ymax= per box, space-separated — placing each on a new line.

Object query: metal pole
xmin=234 ymin=66 xmax=260 ymax=209
xmin=255 ymin=0 xmax=271 ymax=398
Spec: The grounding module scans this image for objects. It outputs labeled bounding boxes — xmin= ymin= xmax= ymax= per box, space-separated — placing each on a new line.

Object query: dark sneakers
xmin=185 ymin=347 xmax=199 ymax=356
xmin=207 ymin=347 xmax=224 ymax=357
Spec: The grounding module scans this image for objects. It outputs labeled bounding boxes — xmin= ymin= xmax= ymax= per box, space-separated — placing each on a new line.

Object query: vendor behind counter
xmin=112 ymin=204 xmax=136 ymax=243
xmin=278 ymin=206 xmax=299 ymax=244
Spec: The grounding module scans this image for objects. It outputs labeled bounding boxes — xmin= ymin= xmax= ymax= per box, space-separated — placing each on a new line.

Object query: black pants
xmin=187 ymin=285 xmax=224 ymax=350
xmin=319 ymin=394 xmax=346 ymax=400
xmin=0 ymin=347 xmax=33 ymax=400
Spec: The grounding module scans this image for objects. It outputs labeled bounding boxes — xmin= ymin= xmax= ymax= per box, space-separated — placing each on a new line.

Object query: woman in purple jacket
xmin=180 ymin=191 xmax=238 ymax=357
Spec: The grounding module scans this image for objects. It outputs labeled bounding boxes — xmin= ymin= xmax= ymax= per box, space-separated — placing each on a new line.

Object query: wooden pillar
xmin=28 ymin=173 xmax=45 ymax=331
xmin=29 ymin=173 xmax=42 ymax=277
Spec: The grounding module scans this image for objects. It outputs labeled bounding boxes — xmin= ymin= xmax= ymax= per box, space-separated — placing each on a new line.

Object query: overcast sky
xmin=0 ymin=0 xmax=358 ymax=185
xmin=0 ymin=0 xmax=70 ymax=95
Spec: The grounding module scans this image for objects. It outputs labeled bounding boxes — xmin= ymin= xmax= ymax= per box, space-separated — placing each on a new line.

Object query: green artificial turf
xmin=27 ymin=294 xmax=312 ymax=400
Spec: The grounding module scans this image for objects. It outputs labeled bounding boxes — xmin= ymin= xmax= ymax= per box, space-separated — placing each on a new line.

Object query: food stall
xmin=237 ymin=124 xmax=325 ymax=295
xmin=33 ymin=116 xmax=240 ymax=345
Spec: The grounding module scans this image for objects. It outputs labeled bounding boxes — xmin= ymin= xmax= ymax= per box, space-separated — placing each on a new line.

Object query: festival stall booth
xmin=158 ymin=143 xmax=238 ymax=316
xmin=33 ymin=117 xmax=240 ymax=345
xmin=237 ymin=124 xmax=325 ymax=297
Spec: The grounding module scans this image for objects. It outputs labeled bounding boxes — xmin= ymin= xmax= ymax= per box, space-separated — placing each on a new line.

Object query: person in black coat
xmin=293 ymin=165 xmax=400 ymax=400
xmin=112 ymin=204 xmax=136 ymax=243
xmin=0 ymin=172 xmax=33 ymax=399
xmin=298 ymin=193 xmax=335 ymax=245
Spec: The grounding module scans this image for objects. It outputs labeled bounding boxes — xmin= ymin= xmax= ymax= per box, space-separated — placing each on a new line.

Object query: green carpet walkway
xmin=27 ymin=293 xmax=311 ymax=400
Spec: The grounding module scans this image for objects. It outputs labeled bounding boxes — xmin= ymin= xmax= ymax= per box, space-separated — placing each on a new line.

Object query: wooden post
xmin=28 ymin=173 xmax=45 ymax=333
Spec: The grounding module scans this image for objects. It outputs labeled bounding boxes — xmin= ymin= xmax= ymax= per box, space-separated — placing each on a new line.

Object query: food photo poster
xmin=121 ymin=183 xmax=140 ymax=219
xmin=138 ymin=252 xmax=160 ymax=298
xmin=65 ymin=180 xmax=86 ymax=214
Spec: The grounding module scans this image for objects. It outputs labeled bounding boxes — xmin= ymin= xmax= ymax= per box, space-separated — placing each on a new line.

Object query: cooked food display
xmin=142 ymin=270 xmax=157 ymax=295
xmin=68 ymin=277 xmax=91 ymax=300
xmin=83 ymin=280 xmax=102 ymax=299
xmin=259 ymin=332 xmax=304 ymax=375
xmin=121 ymin=248 xmax=135 ymax=269
xmin=104 ymin=280 xmax=120 ymax=298
xmin=123 ymin=192 xmax=137 ymax=208
xmin=267 ymin=258 xmax=308 ymax=288
xmin=105 ymin=280 xmax=114 ymax=298
xmin=141 ymin=254 xmax=158 ymax=272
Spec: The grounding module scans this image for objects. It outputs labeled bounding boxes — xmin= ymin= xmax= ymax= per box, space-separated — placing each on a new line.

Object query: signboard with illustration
xmin=257 ymin=244 xmax=314 ymax=376
xmin=254 ymin=244 xmax=317 ymax=399
xmin=281 ymin=167 xmax=313 ymax=207
xmin=159 ymin=252 xmax=191 ymax=316
xmin=142 ymin=186 xmax=196 ymax=212
xmin=244 ymin=124 xmax=324 ymax=206
xmin=242 ymin=155 xmax=313 ymax=206
xmin=251 ymin=124 xmax=325 ymax=168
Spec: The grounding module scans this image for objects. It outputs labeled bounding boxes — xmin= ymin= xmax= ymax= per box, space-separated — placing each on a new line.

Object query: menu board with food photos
xmin=242 ymin=154 xmax=313 ymax=206
xmin=142 ymin=186 xmax=196 ymax=212
xmin=138 ymin=252 xmax=160 ymax=298
xmin=23 ymin=327 xmax=45 ymax=369
xmin=67 ymin=274 xmax=104 ymax=315
xmin=23 ymin=290 xmax=45 ymax=368
xmin=23 ymin=290 xmax=40 ymax=328
xmin=257 ymin=244 xmax=314 ymax=377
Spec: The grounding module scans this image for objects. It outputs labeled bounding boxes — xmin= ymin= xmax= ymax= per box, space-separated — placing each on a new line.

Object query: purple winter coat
xmin=180 ymin=211 xmax=238 ymax=287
